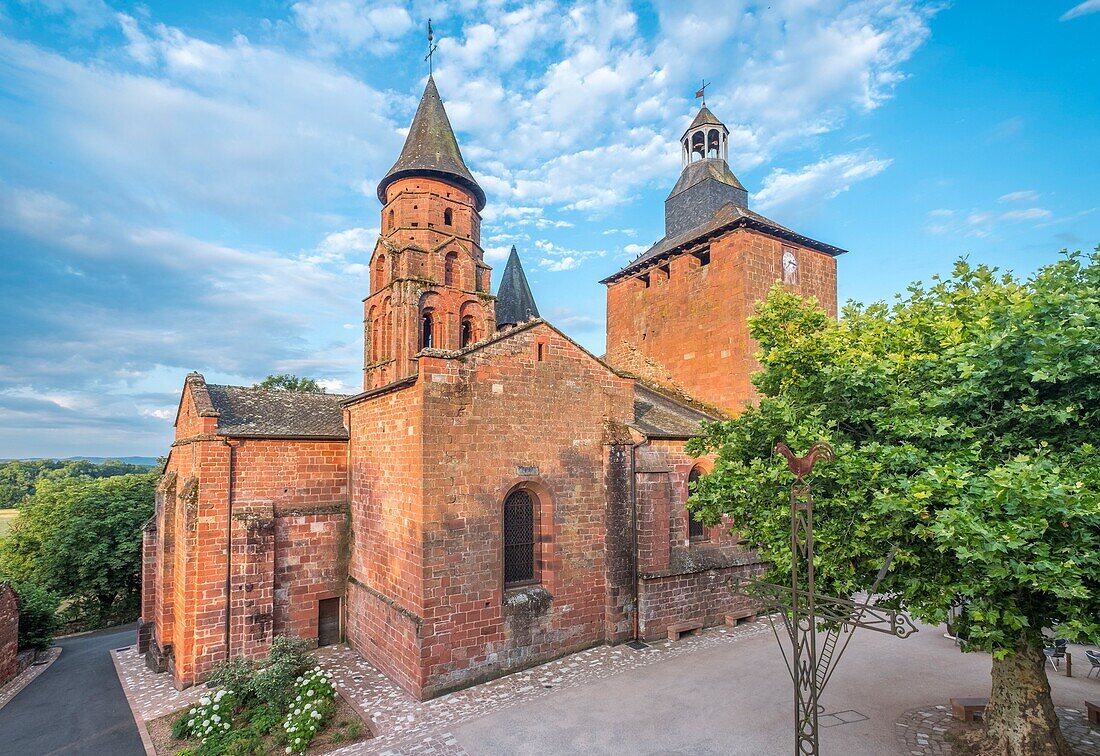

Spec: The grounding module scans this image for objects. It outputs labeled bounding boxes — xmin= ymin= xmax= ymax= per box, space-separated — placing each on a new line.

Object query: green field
xmin=0 ymin=509 xmax=17 ymax=540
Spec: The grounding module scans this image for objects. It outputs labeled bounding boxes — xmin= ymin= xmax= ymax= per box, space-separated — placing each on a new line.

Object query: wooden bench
xmin=667 ymin=620 xmax=703 ymax=641
xmin=725 ymin=608 xmax=757 ymax=627
xmin=1086 ymin=700 xmax=1099 ymax=726
xmin=950 ymin=697 xmax=988 ymax=723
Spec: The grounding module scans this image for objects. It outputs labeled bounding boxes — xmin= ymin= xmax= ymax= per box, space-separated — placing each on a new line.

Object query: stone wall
xmin=634 ymin=439 xmax=762 ymax=640
xmin=413 ymin=323 xmax=635 ymax=699
xmin=345 ymin=379 xmax=426 ymax=698
xmin=605 ymin=227 xmax=837 ymax=415
xmin=0 ymin=584 xmax=18 ymax=687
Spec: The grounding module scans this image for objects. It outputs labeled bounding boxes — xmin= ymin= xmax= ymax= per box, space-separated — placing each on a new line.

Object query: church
xmin=138 ymin=75 xmax=843 ymax=701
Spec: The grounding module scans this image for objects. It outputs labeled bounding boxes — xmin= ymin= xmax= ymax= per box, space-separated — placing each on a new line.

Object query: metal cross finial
xmin=695 ymin=79 xmax=710 ymax=104
xmin=425 ymin=19 xmax=439 ymax=74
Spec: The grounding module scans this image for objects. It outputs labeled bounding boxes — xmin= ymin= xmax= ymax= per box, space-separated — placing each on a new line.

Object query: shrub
xmin=174 ymin=688 xmax=236 ymax=744
xmin=207 ymin=656 xmax=254 ymax=694
xmin=281 ymin=666 xmax=336 ymax=754
xmin=12 ymin=582 xmax=60 ymax=651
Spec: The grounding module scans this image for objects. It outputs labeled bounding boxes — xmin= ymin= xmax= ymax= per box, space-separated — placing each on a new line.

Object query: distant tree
xmin=689 ymin=251 xmax=1100 ymax=756
xmin=254 ymin=374 xmax=326 ymax=393
xmin=0 ymin=473 xmax=156 ymax=628
xmin=0 ymin=458 xmax=153 ymax=509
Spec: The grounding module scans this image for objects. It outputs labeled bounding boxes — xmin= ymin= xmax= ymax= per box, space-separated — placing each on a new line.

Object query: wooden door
xmin=318 ymin=597 xmax=341 ymax=647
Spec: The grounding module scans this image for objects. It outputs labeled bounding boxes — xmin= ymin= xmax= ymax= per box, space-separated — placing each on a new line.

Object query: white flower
xmin=307 ymin=690 xmax=314 ymax=697
xmin=200 ymin=696 xmax=211 ymax=706
xmin=286 ymin=748 xmax=292 ymax=754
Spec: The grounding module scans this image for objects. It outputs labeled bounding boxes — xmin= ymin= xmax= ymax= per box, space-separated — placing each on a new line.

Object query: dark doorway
xmin=318 ymin=597 xmax=341 ymax=647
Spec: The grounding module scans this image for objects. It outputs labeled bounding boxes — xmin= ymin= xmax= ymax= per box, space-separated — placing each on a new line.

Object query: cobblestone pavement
xmin=113 ymin=621 xmax=770 ymax=755
xmin=0 ymin=646 xmax=61 ymax=710
xmin=895 ymin=705 xmax=1100 ymax=755
xmin=113 ymin=645 xmax=207 ymax=720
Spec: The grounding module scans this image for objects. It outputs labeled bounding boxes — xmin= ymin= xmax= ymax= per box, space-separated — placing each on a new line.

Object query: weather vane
xmin=425 ymin=19 xmax=438 ymax=75
xmin=695 ymin=79 xmax=710 ymax=104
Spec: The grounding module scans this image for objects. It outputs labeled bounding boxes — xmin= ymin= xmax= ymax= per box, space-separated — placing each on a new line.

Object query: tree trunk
xmin=966 ymin=637 xmax=1070 ymax=756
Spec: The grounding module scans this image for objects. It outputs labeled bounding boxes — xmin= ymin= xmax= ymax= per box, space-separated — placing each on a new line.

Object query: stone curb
xmin=0 ymin=646 xmax=61 ymax=711
xmin=111 ymin=647 xmax=158 ymax=756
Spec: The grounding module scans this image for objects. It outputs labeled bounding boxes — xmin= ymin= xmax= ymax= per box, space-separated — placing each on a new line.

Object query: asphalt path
xmin=0 ymin=624 xmax=143 ymax=756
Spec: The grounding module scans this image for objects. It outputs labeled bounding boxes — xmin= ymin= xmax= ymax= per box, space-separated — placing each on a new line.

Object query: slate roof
xmin=684 ymin=104 xmax=725 ymax=135
xmin=600 ymin=201 xmax=848 ymax=285
xmin=632 ymin=384 xmax=719 ymax=439
xmin=377 ymin=76 xmax=486 ymax=211
xmin=495 ymin=245 xmax=540 ymax=328
xmin=667 ymin=158 xmax=746 ymax=199
xmin=206 ymin=384 xmax=350 ymax=439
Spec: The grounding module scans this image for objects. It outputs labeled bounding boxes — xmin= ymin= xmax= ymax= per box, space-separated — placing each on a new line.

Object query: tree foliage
xmin=10 ymin=581 xmax=60 ymax=651
xmin=688 ymin=251 xmax=1100 ymax=753
xmin=0 ymin=458 xmax=153 ymax=509
xmin=254 ymin=374 xmax=326 ymax=393
xmin=0 ymin=472 xmax=156 ymax=628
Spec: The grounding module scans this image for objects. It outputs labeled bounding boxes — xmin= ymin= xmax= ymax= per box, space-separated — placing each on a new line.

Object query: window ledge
xmin=503 ymin=584 xmax=553 ymax=614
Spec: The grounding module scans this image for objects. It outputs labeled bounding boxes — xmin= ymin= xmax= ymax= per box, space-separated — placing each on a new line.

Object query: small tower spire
xmin=495 ymin=246 xmax=540 ymax=330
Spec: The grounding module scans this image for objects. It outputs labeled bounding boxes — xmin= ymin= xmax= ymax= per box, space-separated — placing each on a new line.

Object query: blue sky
xmin=0 ymin=0 xmax=1096 ymax=458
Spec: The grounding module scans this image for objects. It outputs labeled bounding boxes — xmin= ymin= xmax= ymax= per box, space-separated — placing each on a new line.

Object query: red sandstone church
xmin=138 ymin=76 xmax=843 ymax=700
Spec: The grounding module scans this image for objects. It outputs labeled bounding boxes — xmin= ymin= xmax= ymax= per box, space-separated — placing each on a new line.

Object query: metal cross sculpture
xmin=746 ymin=442 xmax=918 ymax=756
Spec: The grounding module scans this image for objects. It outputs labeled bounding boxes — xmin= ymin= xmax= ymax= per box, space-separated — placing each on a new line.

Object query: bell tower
xmin=363 ymin=76 xmax=496 ymax=389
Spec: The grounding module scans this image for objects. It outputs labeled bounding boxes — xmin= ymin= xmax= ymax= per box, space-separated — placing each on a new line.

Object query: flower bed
xmin=149 ymin=636 xmax=369 ymax=755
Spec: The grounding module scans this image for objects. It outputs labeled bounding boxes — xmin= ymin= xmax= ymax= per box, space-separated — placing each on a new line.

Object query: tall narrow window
xmin=388 ymin=209 xmax=395 ymax=231
xmin=503 ymin=490 xmax=535 ymax=587
xmin=420 ymin=311 xmax=434 ymax=349
xmin=444 ymin=251 xmax=457 ymax=287
xmin=460 ymin=317 xmax=474 ymax=348
xmin=687 ymin=467 xmax=706 ymax=541
xmin=444 ymin=207 xmax=453 ymax=226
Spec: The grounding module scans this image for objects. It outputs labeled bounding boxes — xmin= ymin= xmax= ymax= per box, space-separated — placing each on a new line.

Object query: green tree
xmin=10 ymin=581 xmax=60 ymax=652
xmin=254 ymin=374 xmax=326 ymax=393
xmin=688 ymin=251 xmax=1100 ymax=756
xmin=0 ymin=458 xmax=153 ymax=509
xmin=0 ymin=473 xmax=156 ymax=628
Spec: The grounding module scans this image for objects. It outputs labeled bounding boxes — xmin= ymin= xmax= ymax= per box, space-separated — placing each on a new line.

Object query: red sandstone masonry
xmin=415 ymin=324 xmax=635 ymax=699
xmin=0 ymin=584 xmax=18 ymax=687
xmin=606 ymin=228 xmax=837 ymax=414
xmin=345 ymin=380 xmax=426 ymax=698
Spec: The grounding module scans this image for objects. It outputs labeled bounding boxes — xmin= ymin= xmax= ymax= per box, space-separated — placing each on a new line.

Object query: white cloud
xmin=999 ymin=190 xmax=1040 ymax=203
xmin=291 ymin=1 xmax=413 ymax=54
xmin=1061 ymin=0 xmax=1100 ymax=21
xmin=304 ymin=227 xmax=379 ymax=264
xmin=1000 ymin=207 xmax=1052 ymax=221
xmin=753 ymin=152 xmax=892 ymax=213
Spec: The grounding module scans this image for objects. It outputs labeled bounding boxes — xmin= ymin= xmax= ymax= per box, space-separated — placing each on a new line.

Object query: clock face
xmin=782 ymin=250 xmax=797 ymax=272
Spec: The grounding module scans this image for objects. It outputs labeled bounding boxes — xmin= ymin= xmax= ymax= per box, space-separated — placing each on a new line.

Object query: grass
xmin=0 ymin=509 xmax=18 ymax=540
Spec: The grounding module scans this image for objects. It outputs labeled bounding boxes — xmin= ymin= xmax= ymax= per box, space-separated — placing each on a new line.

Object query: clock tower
xmin=601 ymin=100 xmax=844 ymax=414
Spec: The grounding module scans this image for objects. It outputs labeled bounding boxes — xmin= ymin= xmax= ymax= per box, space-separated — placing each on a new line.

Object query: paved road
xmin=0 ymin=625 xmax=144 ymax=756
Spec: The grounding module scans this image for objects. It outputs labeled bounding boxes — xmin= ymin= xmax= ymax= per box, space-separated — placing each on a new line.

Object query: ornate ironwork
xmin=749 ymin=442 xmax=916 ymax=756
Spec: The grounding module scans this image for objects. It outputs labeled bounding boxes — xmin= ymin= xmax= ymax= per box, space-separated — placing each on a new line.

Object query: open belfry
xmin=139 ymin=76 xmax=844 ymax=700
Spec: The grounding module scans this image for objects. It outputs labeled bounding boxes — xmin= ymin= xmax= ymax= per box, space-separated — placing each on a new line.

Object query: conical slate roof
xmin=495 ymin=246 xmax=539 ymax=328
xmin=377 ymin=76 xmax=486 ymax=210
xmin=683 ymin=104 xmax=726 ymax=136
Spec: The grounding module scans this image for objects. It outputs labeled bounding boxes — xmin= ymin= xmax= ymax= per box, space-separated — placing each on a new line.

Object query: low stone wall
xmin=638 ymin=562 xmax=760 ymax=641
xmin=0 ymin=584 xmax=19 ymax=687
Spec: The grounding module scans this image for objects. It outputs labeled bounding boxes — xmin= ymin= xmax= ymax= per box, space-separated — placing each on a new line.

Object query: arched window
xmin=503 ymin=490 xmax=536 ymax=587
xmin=373 ymin=254 xmax=386 ymax=290
xmin=460 ymin=316 xmax=474 ymax=348
xmin=691 ymin=131 xmax=705 ymax=162
xmin=388 ymin=209 xmax=395 ymax=231
xmin=444 ymin=251 xmax=457 ymax=287
xmin=443 ymin=207 xmax=453 ymax=226
xmin=420 ymin=310 xmax=434 ymax=349
xmin=687 ymin=467 xmax=706 ymax=541
xmin=707 ymin=128 xmax=720 ymax=159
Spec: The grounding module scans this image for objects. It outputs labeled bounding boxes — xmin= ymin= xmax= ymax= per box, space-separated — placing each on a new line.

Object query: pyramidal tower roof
xmin=495 ymin=246 xmax=539 ymax=328
xmin=377 ymin=76 xmax=486 ymax=210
